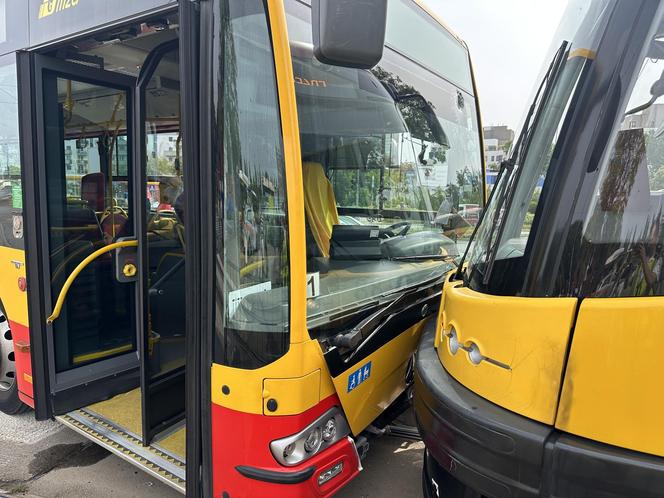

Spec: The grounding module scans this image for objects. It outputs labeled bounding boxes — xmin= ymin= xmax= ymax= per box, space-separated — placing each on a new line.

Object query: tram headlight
xmin=448 ymin=327 xmax=460 ymax=355
xmin=270 ymin=407 xmax=350 ymax=466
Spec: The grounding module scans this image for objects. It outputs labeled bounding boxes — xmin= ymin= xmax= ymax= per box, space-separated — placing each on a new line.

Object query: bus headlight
xmin=322 ymin=418 xmax=337 ymax=442
xmin=270 ymin=407 xmax=350 ymax=466
xmin=283 ymin=442 xmax=297 ymax=460
xmin=304 ymin=428 xmax=322 ymax=453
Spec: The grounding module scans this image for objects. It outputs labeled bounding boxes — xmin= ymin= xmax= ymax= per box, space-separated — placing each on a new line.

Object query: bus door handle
xmin=47 ymin=239 xmax=139 ymax=324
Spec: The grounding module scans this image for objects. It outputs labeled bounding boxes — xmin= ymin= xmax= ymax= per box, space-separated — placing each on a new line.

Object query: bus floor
xmin=86 ymin=388 xmax=186 ymax=460
xmin=57 ymin=388 xmax=186 ymax=493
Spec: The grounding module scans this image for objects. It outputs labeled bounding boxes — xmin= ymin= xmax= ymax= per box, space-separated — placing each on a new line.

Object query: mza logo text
xmin=347 ymin=361 xmax=371 ymax=393
xmin=39 ymin=0 xmax=79 ymax=20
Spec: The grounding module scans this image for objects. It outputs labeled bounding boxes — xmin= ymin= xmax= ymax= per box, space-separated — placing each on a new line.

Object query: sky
xmin=423 ymin=0 xmax=569 ymax=131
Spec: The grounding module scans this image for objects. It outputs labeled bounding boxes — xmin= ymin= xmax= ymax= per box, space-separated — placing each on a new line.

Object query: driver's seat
xmin=303 ymin=162 xmax=339 ymax=258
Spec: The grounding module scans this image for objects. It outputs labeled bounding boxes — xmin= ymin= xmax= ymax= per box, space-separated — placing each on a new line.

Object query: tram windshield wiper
xmin=477 ymin=41 xmax=570 ymax=286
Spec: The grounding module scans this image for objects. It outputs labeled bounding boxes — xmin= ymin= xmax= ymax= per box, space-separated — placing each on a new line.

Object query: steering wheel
xmin=384 ymin=221 xmax=411 ymax=238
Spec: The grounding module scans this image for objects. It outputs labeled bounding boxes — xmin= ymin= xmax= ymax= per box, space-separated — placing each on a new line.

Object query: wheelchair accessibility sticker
xmin=347 ymin=361 xmax=372 ymax=393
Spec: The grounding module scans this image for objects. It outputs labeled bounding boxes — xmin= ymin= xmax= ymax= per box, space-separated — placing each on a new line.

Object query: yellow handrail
xmin=47 ymin=239 xmax=138 ymax=324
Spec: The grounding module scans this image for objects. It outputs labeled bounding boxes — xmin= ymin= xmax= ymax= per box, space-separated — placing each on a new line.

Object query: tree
xmin=645 ymin=130 xmax=664 ymax=191
xmin=371 ymin=67 xmax=444 ymax=149
xmin=645 ymin=130 xmax=664 ymax=170
xmin=146 ymin=157 xmax=178 ymax=177
xmin=650 ymin=163 xmax=664 ymax=191
xmin=429 ymin=145 xmax=447 ymax=165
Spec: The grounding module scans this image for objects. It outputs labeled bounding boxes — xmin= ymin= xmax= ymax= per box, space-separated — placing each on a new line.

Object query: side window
xmin=385 ymin=0 xmax=473 ymax=93
xmin=213 ymin=0 xmax=290 ymax=368
xmin=0 ymin=58 xmax=22 ymax=249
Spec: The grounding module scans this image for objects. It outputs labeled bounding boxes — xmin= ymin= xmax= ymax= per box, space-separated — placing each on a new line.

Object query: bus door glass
xmin=29 ymin=55 xmax=139 ymax=415
xmin=140 ymin=42 xmax=186 ymax=441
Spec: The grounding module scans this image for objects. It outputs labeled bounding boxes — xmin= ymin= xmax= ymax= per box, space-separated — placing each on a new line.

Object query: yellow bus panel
xmin=263 ymin=370 xmax=321 ymax=416
xmin=211 ymin=340 xmax=336 ymax=416
xmin=0 ymin=246 xmax=28 ymax=326
xmin=331 ymin=320 xmax=424 ymax=435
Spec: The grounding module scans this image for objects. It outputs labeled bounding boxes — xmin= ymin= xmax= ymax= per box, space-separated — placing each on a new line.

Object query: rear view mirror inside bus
xmin=312 ymin=0 xmax=387 ymax=69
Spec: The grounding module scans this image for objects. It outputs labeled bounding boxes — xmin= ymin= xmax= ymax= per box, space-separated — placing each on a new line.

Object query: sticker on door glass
xmin=12 ymin=215 xmax=23 ymax=239
xmin=11 ymin=181 xmax=22 ymax=209
xmin=306 ymin=272 xmax=320 ymax=298
xmin=228 ymin=281 xmax=271 ymax=317
xmin=347 ymin=361 xmax=372 ymax=393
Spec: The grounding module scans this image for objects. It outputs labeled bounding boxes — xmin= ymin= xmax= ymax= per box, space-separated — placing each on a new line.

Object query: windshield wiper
xmin=327 ymin=271 xmax=446 ymax=352
xmin=391 ymin=254 xmax=457 ymax=264
xmin=474 ymin=158 xmax=514 ymax=284
xmin=459 ymin=44 xmax=569 ymax=284
xmin=329 ymin=292 xmax=407 ymax=350
xmin=479 ymin=41 xmax=569 ymax=286
xmin=509 ymin=41 xmax=570 ymax=169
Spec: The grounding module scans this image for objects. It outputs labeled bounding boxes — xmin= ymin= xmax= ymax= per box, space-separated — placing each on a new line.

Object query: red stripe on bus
xmin=9 ymin=320 xmax=33 ymax=400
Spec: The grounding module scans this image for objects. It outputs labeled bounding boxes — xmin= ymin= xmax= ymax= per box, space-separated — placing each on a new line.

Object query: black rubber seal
xmin=235 ymin=465 xmax=316 ymax=485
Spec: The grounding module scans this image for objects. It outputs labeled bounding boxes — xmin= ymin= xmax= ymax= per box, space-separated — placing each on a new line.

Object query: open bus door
xmin=21 ymin=54 xmax=141 ymax=418
xmin=18 ymin=45 xmax=186 ymax=444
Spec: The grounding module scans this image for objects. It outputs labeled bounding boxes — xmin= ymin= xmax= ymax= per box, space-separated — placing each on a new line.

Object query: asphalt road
xmin=0 ymin=410 xmax=424 ymax=498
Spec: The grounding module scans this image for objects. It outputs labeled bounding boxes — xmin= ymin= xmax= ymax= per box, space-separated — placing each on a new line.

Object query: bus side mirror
xmin=312 ymin=0 xmax=387 ymax=69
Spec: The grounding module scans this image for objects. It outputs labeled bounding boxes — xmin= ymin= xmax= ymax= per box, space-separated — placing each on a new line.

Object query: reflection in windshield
xmin=572 ymin=24 xmax=664 ymax=297
xmin=291 ymin=40 xmax=481 ymax=325
xmin=215 ymin=0 xmax=485 ymax=360
xmin=214 ymin=1 xmax=292 ymax=369
xmin=0 ymin=62 xmax=22 ymax=250
xmin=213 ymin=0 xmax=483 ymax=332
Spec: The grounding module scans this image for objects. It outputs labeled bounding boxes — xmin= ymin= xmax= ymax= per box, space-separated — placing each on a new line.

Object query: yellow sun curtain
xmin=302 ymin=162 xmax=339 ymax=257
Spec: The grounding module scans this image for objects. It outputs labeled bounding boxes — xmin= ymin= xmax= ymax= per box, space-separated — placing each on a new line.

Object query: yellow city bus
xmin=416 ymin=0 xmax=664 ymax=496
xmin=0 ymin=0 xmax=484 ymax=496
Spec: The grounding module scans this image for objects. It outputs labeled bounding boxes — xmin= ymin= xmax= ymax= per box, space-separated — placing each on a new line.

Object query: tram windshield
xmin=460 ymin=0 xmax=613 ymax=294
